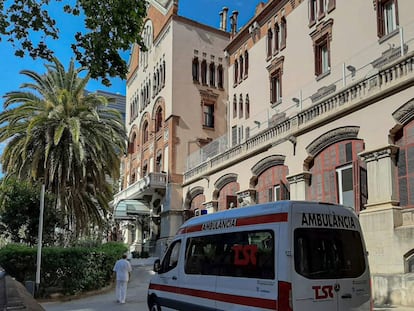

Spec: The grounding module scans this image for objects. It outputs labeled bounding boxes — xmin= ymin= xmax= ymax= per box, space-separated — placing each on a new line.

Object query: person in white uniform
xmin=113 ymin=254 xmax=132 ymax=304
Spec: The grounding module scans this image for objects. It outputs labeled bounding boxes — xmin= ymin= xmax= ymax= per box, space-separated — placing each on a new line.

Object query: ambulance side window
xmin=184 ymin=230 xmax=275 ymax=279
xmin=161 ymin=240 xmax=181 ymax=273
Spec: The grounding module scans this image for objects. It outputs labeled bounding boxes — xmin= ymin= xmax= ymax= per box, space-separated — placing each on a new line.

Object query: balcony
xmin=112 ymin=172 xmax=167 ymax=208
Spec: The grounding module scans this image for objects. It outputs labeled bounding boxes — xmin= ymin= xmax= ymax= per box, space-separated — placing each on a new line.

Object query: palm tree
xmin=0 ymin=58 xmax=127 ymax=236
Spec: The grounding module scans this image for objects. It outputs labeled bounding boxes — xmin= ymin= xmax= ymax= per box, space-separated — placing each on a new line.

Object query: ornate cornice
xmin=214 ymin=173 xmax=238 ymax=191
xmin=287 ymin=172 xmax=312 ymax=184
xmin=359 ymin=145 xmax=399 ymax=162
xmin=251 ymin=155 xmax=286 ymax=176
xmin=392 ymin=98 xmax=414 ymax=126
xmin=306 ymin=126 xmax=360 ymax=158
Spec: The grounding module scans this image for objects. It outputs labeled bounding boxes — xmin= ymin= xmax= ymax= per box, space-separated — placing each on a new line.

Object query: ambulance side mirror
xmin=153 ymin=259 xmax=161 ymax=273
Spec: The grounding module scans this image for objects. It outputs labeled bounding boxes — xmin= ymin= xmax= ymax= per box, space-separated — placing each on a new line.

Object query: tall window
xmin=311 ymin=20 xmax=333 ymax=78
xmin=245 ymin=94 xmax=250 ymax=119
xmin=192 ymin=58 xmax=199 ymax=82
xmin=201 ymin=60 xmax=207 ymax=85
xmin=337 ymin=164 xmax=354 ymax=207
xmin=143 ymin=121 xmax=149 ymax=143
xmin=217 ymin=65 xmax=224 ymax=88
xmin=209 ymin=62 xmax=216 ymax=87
xmin=239 ymin=55 xmax=244 ymax=81
xmin=155 ymin=107 xmax=163 ymax=133
xmin=315 ymin=37 xmax=330 ymax=76
xmin=270 ymin=70 xmax=282 ymax=104
xmin=244 ymin=51 xmax=249 ymax=77
xmin=274 ymin=23 xmax=279 ymax=52
xmin=267 ymin=28 xmax=273 ymax=58
xmin=233 ymin=94 xmax=237 ymax=118
xmin=234 ymin=60 xmax=239 ymax=85
xmin=309 ymin=0 xmax=318 ymax=26
xmin=376 ymin=0 xmax=399 ymax=38
xmin=396 ymin=120 xmax=414 ymax=207
xmin=203 ymin=103 xmax=214 ymax=128
xmin=280 ymin=17 xmax=287 ymax=50
xmin=239 ymin=94 xmax=243 ymax=118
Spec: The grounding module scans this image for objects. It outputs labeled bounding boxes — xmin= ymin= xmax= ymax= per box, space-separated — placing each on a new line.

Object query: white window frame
xmin=336 ymin=164 xmax=354 ymax=208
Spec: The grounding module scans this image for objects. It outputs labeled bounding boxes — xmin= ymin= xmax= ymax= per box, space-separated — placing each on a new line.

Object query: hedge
xmin=0 ymin=242 xmax=127 ymax=298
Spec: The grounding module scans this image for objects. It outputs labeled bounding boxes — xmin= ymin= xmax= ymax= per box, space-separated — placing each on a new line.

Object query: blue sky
xmin=0 ymin=0 xmax=265 ymax=176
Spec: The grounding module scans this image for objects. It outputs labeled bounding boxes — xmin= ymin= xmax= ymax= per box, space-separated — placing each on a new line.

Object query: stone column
xmin=359 ymin=145 xmax=403 ymax=274
xmin=359 ymin=145 xmax=399 ymax=209
xmin=286 ymin=172 xmax=311 ymax=200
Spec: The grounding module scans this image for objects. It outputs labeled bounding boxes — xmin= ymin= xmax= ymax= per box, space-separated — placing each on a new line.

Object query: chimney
xmin=231 ymin=10 xmax=239 ymax=35
xmin=222 ymin=7 xmax=228 ymax=31
xmin=219 ymin=11 xmax=224 ymax=30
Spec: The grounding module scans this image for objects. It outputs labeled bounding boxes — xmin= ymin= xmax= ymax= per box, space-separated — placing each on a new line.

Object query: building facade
xmin=114 ymin=0 xmax=414 ymax=306
xmin=112 ymin=0 xmax=230 ymax=255
xmin=182 ymin=0 xmax=414 ymax=307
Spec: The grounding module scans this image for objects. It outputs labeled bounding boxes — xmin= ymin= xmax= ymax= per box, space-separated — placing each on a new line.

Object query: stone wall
xmin=373 ymin=273 xmax=414 ymax=307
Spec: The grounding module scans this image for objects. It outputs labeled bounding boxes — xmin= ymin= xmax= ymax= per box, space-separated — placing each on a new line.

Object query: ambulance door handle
xmin=172 ymin=276 xmax=177 ymax=280
xmin=341 ymin=293 xmax=352 ymax=299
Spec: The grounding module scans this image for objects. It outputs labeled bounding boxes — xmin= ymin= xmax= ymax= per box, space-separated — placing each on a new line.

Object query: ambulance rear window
xmin=294 ymin=228 xmax=365 ymax=279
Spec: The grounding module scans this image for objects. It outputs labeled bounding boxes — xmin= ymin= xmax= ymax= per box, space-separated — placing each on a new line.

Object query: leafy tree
xmin=0 ymin=178 xmax=62 ymax=246
xmin=0 ymin=57 xmax=127 ymax=236
xmin=0 ymin=0 xmax=147 ymax=86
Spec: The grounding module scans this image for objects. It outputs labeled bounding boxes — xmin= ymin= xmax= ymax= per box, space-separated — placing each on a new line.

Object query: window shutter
xmin=270 ymin=76 xmax=274 ymax=103
xmin=376 ymin=0 xmax=384 ymax=37
xmin=281 ymin=181 xmax=290 ymax=200
xmin=268 ymin=188 xmax=274 ymax=202
xmin=360 ymin=167 xmax=368 ymax=209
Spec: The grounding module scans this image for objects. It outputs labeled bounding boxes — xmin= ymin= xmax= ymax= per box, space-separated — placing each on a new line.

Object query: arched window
xmin=239 ymin=55 xmax=244 ymax=81
xmin=274 ymin=23 xmax=280 ymax=52
xmin=155 ymin=151 xmax=162 ymax=173
xmin=143 ymin=121 xmax=149 ymax=143
xmin=280 ymin=17 xmax=287 ymax=49
xmin=209 ymin=62 xmax=216 ymax=87
xmin=234 ymin=59 xmax=239 ymax=84
xmin=217 ymin=65 xmax=224 ymax=88
xmin=239 ymin=94 xmax=243 ymax=118
xmin=267 ymin=28 xmax=273 ymax=58
xmin=201 ymin=60 xmax=207 ymax=85
xmin=245 ymin=94 xmax=250 ymax=119
xmin=155 ymin=107 xmax=163 ymax=133
xmin=244 ymin=51 xmax=249 ymax=77
xmin=233 ymin=94 xmax=237 ymax=118
xmin=192 ymin=57 xmax=199 ymax=82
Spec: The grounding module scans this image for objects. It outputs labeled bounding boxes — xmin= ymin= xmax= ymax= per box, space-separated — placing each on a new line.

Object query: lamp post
xmin=35 ymin=183 xmax=45 ymax=295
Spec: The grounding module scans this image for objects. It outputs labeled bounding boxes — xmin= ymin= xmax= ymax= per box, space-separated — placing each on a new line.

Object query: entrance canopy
xmin=113 ymin=199 xmax=150 ymax=220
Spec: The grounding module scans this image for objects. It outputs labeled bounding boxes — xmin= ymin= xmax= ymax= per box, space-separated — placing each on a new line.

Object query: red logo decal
xmin=232 ymin=245 xmax=258 ymax=266
xmin=312 ymin=285 xmax=334 ymax=300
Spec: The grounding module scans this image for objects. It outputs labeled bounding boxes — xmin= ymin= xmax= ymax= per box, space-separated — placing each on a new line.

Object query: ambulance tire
xmin=149 ymin=300 xmax=161 ymax=311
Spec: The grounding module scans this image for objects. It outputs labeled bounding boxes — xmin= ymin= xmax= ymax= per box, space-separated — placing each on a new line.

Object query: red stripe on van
xmin=179 ymin=212 xmax=288 ymax=234
xmin=149 ymin=283 xmax=277 ymax=310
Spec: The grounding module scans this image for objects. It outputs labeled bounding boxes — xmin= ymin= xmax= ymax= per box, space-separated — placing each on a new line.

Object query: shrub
xmin=0 ymin=242 xmax=128 ymax=298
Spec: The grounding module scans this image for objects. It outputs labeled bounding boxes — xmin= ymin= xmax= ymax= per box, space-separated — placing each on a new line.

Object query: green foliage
xmin=0 ymin=178 xmax=63 ymax=246
xmin=0 ymin=58 xmax=127 ymax=235
xmin=0 ymin=0 xmax=148 ymax=86
xmin=0 ymin=242 xmax=128 ymax=297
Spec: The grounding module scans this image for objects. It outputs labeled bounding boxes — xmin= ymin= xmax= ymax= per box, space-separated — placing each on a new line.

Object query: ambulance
xmin=147 ymin=200 xmax=371 ymax=311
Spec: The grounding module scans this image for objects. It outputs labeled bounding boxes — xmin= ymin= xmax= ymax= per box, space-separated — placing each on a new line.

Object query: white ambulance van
xmin=147 ymin=201 xmax=371 ymax=311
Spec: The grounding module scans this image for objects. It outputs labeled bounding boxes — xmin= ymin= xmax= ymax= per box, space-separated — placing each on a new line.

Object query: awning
xmin=113 ymin=199 xmax=150 ymax=220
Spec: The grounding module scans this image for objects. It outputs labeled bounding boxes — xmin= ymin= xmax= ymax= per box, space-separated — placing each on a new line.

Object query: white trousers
xmin=116 ymin=280 xmax=128 ymax=303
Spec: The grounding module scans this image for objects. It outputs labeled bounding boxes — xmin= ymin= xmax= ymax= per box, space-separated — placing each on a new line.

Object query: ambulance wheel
xmin=149 ymin=300 xmax=161 ymax=311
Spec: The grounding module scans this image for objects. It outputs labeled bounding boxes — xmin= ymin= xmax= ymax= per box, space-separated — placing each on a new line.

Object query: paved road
xmin=40 ymin=258 xmax=414 ymax=311
xmin=40 ymin=259 xmax=156 ymax=311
